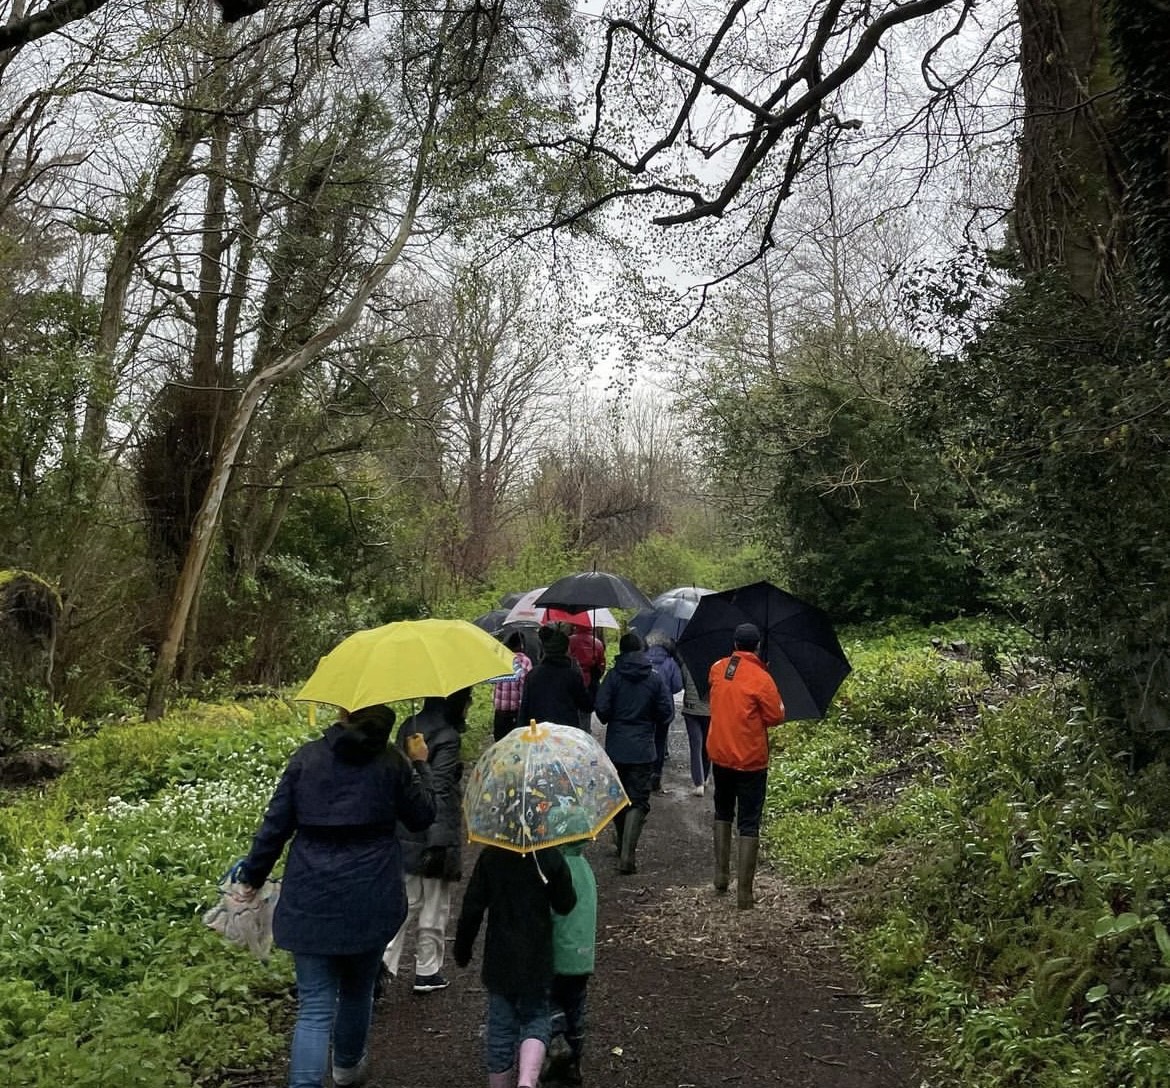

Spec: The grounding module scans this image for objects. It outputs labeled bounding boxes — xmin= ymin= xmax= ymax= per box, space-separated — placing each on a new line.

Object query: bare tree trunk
xmin=144 ymin=89 xmax=440 ymax=720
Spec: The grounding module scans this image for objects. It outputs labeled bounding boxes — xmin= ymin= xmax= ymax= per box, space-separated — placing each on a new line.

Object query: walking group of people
xmin=230 ymin=619 xmax=785 ymax=1088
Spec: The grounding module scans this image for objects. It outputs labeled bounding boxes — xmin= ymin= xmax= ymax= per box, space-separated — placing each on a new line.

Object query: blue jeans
xmin=711 ymin=764 xmax=768 ymax=836
xmin=485 ymin=990 xmax=550 ymax=1074
xmin=290 ymin=949 xmax=383 ymax=1088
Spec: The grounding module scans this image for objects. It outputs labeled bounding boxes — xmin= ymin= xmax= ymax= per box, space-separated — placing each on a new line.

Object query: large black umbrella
xmin=675 ymin=581 xmax=851 ymax=720
xmin=535 ymin=571 xmax=652 ymax=612
xmin=471 ymin=609 xmax=510 ymax=635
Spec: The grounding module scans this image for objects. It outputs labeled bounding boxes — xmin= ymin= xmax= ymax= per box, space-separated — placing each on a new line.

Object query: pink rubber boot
xmin=517 ymin=1038 xmax=547 ymax=1088
xmin=488 ymin=1069 xmax=515 ymax=1088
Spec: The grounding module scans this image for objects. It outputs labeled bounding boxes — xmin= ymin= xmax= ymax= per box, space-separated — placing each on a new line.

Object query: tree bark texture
xmin=142 ymin=53 xmax=444 ymax=720
xmin=1110 ymin=0 xmax=1170 ymax=351
xmin=1013 ymin=0 xmax=1128 ymax=302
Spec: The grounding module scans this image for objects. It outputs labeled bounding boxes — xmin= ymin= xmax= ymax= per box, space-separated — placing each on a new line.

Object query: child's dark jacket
xmin=454 ymin=846 xmax=576 ymax=997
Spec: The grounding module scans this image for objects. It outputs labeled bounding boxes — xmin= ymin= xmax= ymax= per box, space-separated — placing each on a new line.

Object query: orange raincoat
xmin=706 ymin=652 xmax=785 ymax=771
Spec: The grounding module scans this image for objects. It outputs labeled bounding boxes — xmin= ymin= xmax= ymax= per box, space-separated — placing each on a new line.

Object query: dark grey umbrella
xmin=497 ymin=620 xmax=542 ymax=662
xmin=676 ymin=581 xmax=851 ymax=720
xmin=534 ymin=571 xmax=652 ymax=612
xmin=471 ymin=609 xmax=510 ymax=635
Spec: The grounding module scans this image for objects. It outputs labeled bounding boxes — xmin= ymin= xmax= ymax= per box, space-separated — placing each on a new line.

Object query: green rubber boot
xmin=737 ymin=835 xmax=760 ymax=909
xmin=713 ymin=820 xmax=733 ymax=894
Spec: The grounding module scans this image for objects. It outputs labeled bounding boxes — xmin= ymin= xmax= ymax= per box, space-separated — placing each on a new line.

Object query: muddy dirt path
xmin=364 ymin=715 xmax=922 ymax=1088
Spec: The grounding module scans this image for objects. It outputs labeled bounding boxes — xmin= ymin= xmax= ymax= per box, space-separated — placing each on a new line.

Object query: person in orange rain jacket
xmin=706 ymin=623 xmax=785 ymax=910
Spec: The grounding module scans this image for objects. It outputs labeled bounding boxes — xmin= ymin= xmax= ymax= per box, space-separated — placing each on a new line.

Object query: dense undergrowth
xmin=763 ymin=618 xmax=1170 ymax=1087
xmin=0 ymin=701 xmax=314 ymax=1085
xmin=0 ymin=693 xmax=499 ymax=1085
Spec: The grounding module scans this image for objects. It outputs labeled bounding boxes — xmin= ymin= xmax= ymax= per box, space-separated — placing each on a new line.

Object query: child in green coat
xmin=546 ymin=808 xmax=599 ymax=1086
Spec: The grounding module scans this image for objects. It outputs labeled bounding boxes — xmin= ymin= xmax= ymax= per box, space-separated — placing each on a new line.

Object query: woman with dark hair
xmin=234 ymin=704 xmax=436 ymax=1088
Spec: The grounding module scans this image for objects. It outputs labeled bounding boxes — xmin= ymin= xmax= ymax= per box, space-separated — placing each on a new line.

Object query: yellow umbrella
xmin=295 ymin=618 xmax=517 ymax=711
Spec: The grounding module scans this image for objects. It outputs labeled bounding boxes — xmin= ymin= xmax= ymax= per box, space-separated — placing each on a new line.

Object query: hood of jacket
xmin=326 ymin=720 xmax=391 ymax=764
xmin=613 ymin=649 xmax=653 ymax=681
xmin=645 ymin=644 xmax=674 ymax=667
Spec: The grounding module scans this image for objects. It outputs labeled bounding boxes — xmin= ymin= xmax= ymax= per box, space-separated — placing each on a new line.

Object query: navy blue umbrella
xmin=675 ymin=581 xmax=850 ymax=720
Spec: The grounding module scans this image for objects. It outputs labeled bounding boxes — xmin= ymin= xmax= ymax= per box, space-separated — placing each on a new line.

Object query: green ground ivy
xmin=0 ymin=701 xmax=313 ymax=1085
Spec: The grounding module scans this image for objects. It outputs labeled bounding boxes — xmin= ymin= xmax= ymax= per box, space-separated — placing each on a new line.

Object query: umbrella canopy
xmin=471 ymin=609 xmax=511 ymax=635
xmin=296 ymin=619 xmax=516 ymax=711
xmin=651 ymin=586 xmax=715 ymax=607
xmin=464 ymin=721 xmax=629 ymax=854
xmin=499 ymin=590 xmax=526 ymax=608
xmin=629 ymin=595 xmax=701 ymax=643
xmin=502 ymin=588 xmax=618 ymax=629
xmin=535 ymin=571 xmax=652 ymax=612
xmin=502 ymin=587 xmax=550 ymax=625
xmin=498 ymin=620 xmax=542 ymax=662
xmin=675 ymin=581 xmax=851 ymax=720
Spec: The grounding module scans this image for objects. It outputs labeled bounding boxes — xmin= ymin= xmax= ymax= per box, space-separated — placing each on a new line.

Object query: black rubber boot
xmin=713 ymin=820 xmax=733 ymax=894
xmin=611 ymin=812 xmax=625 ymax=857
xmin=618 ymin=808 xmax=646 ymax=874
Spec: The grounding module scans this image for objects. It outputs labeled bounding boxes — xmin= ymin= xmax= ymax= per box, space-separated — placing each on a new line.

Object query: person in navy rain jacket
xmin=595 ymin=631 xmax=674 ymax=875
xmin=236 ymin=704 xmax=435 ymax=1088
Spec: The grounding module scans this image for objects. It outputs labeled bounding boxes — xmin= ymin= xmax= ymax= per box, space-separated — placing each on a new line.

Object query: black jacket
xmin=595 ymin=650 xmax=675 ymax=764
xmin=396 ymin=699 xmax=465 ymax=879
xmin=453 ymin=846 xmax=576 ymax=997
xmin=517 ymin=653 xmax=592 ymax=729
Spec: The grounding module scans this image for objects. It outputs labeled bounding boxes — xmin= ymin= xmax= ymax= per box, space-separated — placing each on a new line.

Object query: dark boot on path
xmin=737 ymin=835 xmax=760 ymax=909
xmin=713 ymin=820 xmax=732 ymax=894
xmin=618 ymin=808 xmax=646 ymax=874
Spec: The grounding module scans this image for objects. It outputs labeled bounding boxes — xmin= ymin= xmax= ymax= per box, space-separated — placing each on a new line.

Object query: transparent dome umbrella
xmin=464 ymin=721 xmax=629 ymax=854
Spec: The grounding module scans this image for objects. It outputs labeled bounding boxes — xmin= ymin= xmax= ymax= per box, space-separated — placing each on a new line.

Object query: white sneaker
xmin=692 ymin=783 xmax=705 ymax=797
